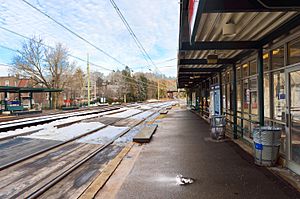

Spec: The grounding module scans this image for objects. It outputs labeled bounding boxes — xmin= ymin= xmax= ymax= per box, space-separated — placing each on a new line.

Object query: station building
xmin=177 ymin=1 xmax=300 ymax=174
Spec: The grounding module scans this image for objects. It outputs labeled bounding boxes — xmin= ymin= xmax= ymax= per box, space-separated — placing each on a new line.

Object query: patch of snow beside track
xmin=130 ymin=111 xmax=154 ymax=120
xmin=23 ymin=122 xmax=105 ymax=141
xmin=76 ymin=126 xmax=129 ymax=145
xmin=106 ymin=109 xmax=142 ymax=118
xmin=0 ymin=108 xmax=123 ymax=139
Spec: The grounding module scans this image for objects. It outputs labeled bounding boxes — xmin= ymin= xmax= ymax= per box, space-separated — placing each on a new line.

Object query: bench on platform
xmin=166 ymin=106 xmax=172 ymax=110
xmin=62 ymin=106 xmax=79 ymax=111
xmin=159 ymin=110 xmax=168 ymax=114
xmin=133 ymin=124 xmax=158 ymax=143
xmin=7 ymin=106 xmax=24 ymax=112
xmin=12 ymin=110 xmax=42 ymax=116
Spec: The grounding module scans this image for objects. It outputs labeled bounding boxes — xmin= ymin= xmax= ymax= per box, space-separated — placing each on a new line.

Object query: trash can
xmin=211 ymin=115 xmax=226 ymax=140
xmin=253 ymin=126 xmax=281 ymax=166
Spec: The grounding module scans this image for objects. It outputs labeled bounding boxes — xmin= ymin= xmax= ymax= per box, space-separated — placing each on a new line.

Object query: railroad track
xmin=0 ymin=101 xmax=174 ymax=199
xmin=0 ymin=102 xmax=176 ymax=198
xmin=0 ymin=107 xmax=140 ymax=170
xmin=0 ymin=106 xmax=122 ymax=132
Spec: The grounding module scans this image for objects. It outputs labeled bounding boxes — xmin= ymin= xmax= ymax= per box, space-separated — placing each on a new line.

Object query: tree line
xmin=10 ymin=38 xmax=176 ymax=108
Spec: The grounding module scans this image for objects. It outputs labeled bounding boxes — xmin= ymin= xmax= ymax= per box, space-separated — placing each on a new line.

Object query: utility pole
xmin=87 ymin=53 xmax=91 ymax=107
xmin=157 ymin=79 xmax=160 ymax=100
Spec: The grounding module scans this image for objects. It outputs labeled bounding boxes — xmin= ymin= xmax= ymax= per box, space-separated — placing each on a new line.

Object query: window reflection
xmin=250 ymin=60 xmax=257 ymax=75
xmin=263 ymin=52 xmax=269 ymax=71
xmin=237 ymin=82 xmax=242 ymax=111
xmin=243 ymin=79 xmax=249 ymax=113
xmin=250 ymin=78 xmax=258 ymax=115
xmin=243 ymin=63 xmax=249 ymax=77
xmin=264 ymin=74 xmax=270 ymax=118
xmin=273 ymin=71 xmax=285 ymax=121
xmin=288 ymin=39 xmax=300 ymax=65
xmin=272 ymin=46 xmax=284 ymax=70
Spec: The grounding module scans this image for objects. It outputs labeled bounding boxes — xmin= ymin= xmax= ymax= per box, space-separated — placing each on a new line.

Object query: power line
xmin=19 ymin=0 xmax=167 ymax=88
xmin=155 ymin=58 xmax=177 ymax=65
xmin=0 ymin=44 xmax=18 ymax=53
xmin=0 ymin=43 xmax=166 ymax=89
xmin=20 ymin=0 xmax=126 ymax=68
xmin=0 ymin=26 xmax=165 ymax=86
xmin=109 ymin=0 xmax=163 ymax=74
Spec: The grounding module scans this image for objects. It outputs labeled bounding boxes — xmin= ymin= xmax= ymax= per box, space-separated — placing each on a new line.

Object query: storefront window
xmin=264 ymin=74 xmax=270 ymax=118
xmin=243 ymin=79 xmax=249 ymax=113
xmin=271 ymin=46 xmax=284 ymax=70
xmin=250 ymin=60 xmax=257 ymax=76
xmin=263 ymin=52 xmax=270 ymax=71
xmin=222 ymin=84 xmax=226 ymax=111
xmin=237 ymin=81 xmax=242 ymax=111
xmin=242 ymin=63 xmax=249 ymax=77
xmin=250 ymin=78 xmax=258 ymax=115
xmin=226 ymin=84 xmax=231 ymax=110
xmin=226 ymin=71 xmax=231 ymax=83
xmin=288 ymin=39 xmax=300 ymax=65
xmin=237 ymin=66 xmax=241 ymax=79
xmin=273 ymin=71 xmax=286 ymax=121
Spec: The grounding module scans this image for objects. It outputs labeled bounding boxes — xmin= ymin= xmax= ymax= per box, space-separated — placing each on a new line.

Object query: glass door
xmin=286 ymin=66 xmax=300 ymax=174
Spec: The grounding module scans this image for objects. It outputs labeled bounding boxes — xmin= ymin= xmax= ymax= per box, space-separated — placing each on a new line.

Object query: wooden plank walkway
xmin=133 ymin=125 xmax=158 ymax=143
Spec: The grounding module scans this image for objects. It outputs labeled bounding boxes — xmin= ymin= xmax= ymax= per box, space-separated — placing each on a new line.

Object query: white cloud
xmin=0 ymin=0 xmax=179 ymax=77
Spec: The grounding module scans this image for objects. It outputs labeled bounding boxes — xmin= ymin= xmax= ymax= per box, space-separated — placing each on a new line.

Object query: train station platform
xmin=103 ymin=108 xmax=300 ymax=199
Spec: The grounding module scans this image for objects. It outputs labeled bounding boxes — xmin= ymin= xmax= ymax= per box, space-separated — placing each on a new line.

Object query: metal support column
xmin=201 ymin=83 xmax=204 ymax=116
xmin=189 ymin=90 xmax=192 ymax=107
xmin=4 ymin=91 xmax=8 ymax=111
xmin=257 ymin=48 xmax=264 ymax=126
xmin=232 ymin=64 xmax=238 ymax=139
xmin=18 ymin=92 xmax=22 ymax=106
xmin=29 ymin=92 xmax=33 ymax=109
xmin=49 ymin=92 xmax=52 ymax=109
xmin=219 ymin=71 xmax=223 ymax=115
xmin=204 ymin=81 xmax=207 ymax=108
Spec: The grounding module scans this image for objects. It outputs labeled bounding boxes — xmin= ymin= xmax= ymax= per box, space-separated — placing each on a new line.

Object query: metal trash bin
xmin=211 ymin=115 xmax=226 ymax=140
xmin=253 ymin=126 xmax=281 ymax=166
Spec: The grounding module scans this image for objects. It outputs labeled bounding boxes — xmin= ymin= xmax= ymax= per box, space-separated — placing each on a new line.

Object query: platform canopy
xmin=0 ymin=86 xmax=63 ymax=93
xmin=177 ymin=0 xmax=300 ymax=88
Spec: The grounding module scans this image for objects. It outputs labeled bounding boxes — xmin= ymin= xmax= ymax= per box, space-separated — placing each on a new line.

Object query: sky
xmin=0 ymin=0 xmax=179 ymax=77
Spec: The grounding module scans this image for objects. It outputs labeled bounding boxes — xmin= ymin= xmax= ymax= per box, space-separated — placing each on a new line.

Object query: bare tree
xmin=12 ymin=38 xmax=75 ymax=108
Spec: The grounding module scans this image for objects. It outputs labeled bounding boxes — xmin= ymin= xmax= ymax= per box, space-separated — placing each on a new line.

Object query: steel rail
xmin=27 ymin=109 xmax=160 ymax=199
xmin=0 ymin=107 xmax=147 ymax=171
xmin=0 ymin=106 xmax=120 ymax=132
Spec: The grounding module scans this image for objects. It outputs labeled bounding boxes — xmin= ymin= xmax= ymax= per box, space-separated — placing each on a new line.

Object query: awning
xmin=177 ymin=0 xmax=300 ymax=88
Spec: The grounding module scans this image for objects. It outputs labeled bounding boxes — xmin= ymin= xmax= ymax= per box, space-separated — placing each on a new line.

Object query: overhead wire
xmin=109 ymin=0 xmax=163 ymax=75
xmin=20 ymin=0 xmax=128 ymax=68
xmin=19 ymin=0 xmax=168 ymax=88
xmin=0 ymin=27 xmax=167 ymax=88
xmin=0 ymin=44 xmax=164 ymax=90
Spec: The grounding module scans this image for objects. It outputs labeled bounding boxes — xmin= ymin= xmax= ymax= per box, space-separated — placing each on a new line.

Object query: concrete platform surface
xmin=116 ymin=109 xmax=300 ymax=199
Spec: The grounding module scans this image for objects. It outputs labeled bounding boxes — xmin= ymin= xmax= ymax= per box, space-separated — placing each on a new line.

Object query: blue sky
xmin=0 ymin=0 xmax=179 ymax=77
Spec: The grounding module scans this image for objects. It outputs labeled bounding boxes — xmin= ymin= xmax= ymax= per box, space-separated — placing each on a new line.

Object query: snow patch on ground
xmin=0 ymin=108 xmax=123 ymax=139
xmin=106 ymin=109 xmax=142 ymax=118
xmin=130 ymin=111 xmax=154 ymax=120
xmin=23 ymin=122 xmax=105 ymax=141
xmin=0 ymin=125 xmax=44 ymax=139
xmin=139 ymin=105 xmax=153 ymax=110
xmin=76 ymin=126 xmax=129 ymax=145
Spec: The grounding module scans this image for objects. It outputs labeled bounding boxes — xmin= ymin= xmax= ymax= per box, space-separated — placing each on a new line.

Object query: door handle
xmin=286 ymin=113 xmax=289 ymax=127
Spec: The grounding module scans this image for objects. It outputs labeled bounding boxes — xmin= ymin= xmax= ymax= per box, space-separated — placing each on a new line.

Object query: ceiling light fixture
xmin=207 ymin=54 xmax=218 ymax=64
xmin=223 ymin=22 xmax=236 ymax=37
